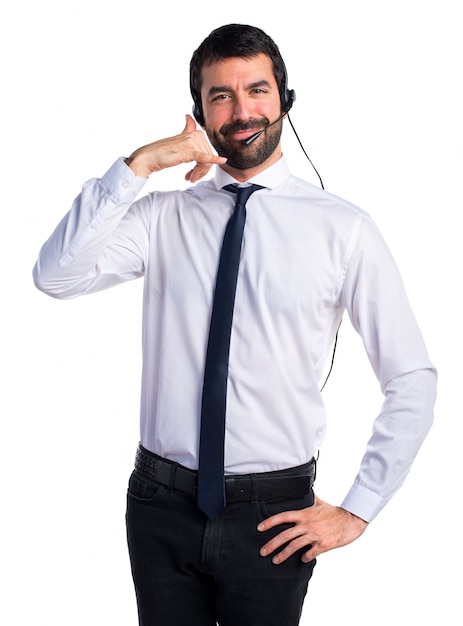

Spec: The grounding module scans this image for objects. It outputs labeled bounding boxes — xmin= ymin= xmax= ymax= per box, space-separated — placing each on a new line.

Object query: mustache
xmin=220 ymin=118 xmax=269 ymax=136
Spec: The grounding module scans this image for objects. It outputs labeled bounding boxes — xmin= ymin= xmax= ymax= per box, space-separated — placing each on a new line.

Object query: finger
xmin=192 ymin=151 xmax=227 ymax=165
xmin=260 ymin=528 xmax=313 ymax=565
xmin=271 ymin=534 xmax=313 ymax=564
xmin=185 ymin=114 xmax=197 ymax=131
xmin=185 ymin=154 xmax=227 ymax=183
xmin=185 ymin=161 xmax=214 ymax=183
xmin=182 ymin=114 xmax=197 ymax=135
xmin=257 ymin=510 xmax=300 ymax=532
xmin=259 ymin=523 xmax=303 ymax=558
xmin=185 ymin=164 xmax=211 ymax=183
xmin=301 ymin=547 xmax=317 ymax=563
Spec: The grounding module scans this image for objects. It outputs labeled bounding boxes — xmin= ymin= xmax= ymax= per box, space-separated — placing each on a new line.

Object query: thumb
xmin=182 ymin=114 xmax=197 ymax=135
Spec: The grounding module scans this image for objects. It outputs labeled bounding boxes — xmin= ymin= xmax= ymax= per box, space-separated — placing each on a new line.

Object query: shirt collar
xmin=213 ymin=155 xmax=290 ymax=191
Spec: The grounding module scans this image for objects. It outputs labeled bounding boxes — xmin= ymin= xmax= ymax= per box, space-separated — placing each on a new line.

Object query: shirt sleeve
xmin=339 ymin=214 xmax=437 ymax=522
xmin=33 ymin=158 xmax=149 ymax=299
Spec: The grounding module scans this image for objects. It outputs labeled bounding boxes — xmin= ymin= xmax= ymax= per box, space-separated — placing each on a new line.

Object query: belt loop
xmin=168 ymin=462 xmax=179 ymax=491
xmin=250 ymin=475 xmax=258 ymax=503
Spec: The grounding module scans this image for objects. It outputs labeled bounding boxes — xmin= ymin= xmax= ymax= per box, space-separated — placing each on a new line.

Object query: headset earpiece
xmin=280 ymin=54 xmax=295 ymax=114
xmin=192 ymin=98 xmax=205 ymax=126
xmin=283 ymin=88 xmax=296 ymax=114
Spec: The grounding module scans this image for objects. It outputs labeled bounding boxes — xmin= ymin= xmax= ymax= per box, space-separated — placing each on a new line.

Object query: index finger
xmin=257 ymin=509 xmax=300 ymax=532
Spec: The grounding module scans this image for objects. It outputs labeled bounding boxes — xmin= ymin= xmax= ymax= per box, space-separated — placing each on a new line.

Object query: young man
xmin=33 ymin=23 xmax=436 ymax=626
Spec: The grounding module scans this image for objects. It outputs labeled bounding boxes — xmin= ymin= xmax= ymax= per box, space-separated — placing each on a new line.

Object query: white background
xmin=2 ymin=1 xmax=461 ymax=624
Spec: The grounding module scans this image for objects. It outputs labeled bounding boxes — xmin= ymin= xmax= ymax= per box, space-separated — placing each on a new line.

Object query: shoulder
xmin=286 ymin=174 xmax=369 ymax=220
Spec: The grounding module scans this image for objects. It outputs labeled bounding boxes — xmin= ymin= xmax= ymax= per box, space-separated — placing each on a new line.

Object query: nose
xmin=232 ymin=95 xmax=252 ymax=122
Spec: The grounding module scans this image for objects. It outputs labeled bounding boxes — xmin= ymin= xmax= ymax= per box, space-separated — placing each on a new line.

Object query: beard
xmin=205 ymin=117 xmax=283 ymax=170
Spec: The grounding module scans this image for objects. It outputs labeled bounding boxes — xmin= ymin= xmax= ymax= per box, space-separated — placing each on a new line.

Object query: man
xmin=33 ymin=23 xmax=436 ymax=626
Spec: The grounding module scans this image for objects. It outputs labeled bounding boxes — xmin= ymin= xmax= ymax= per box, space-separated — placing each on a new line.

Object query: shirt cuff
xmin=340 ymin=482 xmax=389 ymax=523
xmin=99 ymin=157 xmax=147 ymax=203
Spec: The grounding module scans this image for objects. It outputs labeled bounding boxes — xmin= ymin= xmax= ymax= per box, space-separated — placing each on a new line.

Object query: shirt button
xmin=120 ymin=179 xmax=130 ymax=189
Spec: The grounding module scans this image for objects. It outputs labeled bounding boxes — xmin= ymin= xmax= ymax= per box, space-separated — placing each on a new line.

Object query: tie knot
xmin=223 ymin=183 xmax=264 ymax=207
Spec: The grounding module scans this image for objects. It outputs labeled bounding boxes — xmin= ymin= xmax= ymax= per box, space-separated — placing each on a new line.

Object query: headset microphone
xmin=242 ymin=112 xmax=287 ymax=146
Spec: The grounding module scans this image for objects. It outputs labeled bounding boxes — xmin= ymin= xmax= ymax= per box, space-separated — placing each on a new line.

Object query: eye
xmin=211 ymin=93 xmax=230 ymax=102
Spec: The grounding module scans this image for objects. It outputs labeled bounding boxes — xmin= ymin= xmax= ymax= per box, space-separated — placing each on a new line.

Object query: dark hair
xmin=190 ymin=24 xmax=291 ymax=126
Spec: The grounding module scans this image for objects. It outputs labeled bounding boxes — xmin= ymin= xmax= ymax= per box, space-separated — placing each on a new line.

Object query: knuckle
xmin=267 ymin=538 xmax=278 ymax=550
xmin=289 ymin=536 xmax=305 ymax=552
xmin=279 ymin=528 xmax=293 ymax=543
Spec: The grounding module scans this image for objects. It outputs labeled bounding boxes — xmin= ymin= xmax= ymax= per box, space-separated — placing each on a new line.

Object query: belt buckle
xmin=225 ymin=476 xmax=252 ymax=502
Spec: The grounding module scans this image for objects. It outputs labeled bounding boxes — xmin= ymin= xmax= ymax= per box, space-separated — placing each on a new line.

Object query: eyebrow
xmin=206 ymin=80 xmax=273 ymax=99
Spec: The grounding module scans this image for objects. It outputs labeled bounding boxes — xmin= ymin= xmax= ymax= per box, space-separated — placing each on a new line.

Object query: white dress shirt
xmin=33 ymin=155 xmax=436 ymax=522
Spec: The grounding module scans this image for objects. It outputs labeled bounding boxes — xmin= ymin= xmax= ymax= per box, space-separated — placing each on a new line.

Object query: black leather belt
xmin=134 ymin=444 xmax=316 ymax=503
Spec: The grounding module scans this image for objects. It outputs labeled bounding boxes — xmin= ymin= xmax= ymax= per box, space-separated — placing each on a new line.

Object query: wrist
xmin=344 ymin=508 xmax=369 ymax=529
xmin=124 ymin=155 xmax=151 ymax=178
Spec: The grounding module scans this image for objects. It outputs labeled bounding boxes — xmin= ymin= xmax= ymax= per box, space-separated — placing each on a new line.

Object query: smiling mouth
xmin=221 ymin=119 xmax=267 ymax=138
xmin=228 ymin=128 xmax=262 ymax=142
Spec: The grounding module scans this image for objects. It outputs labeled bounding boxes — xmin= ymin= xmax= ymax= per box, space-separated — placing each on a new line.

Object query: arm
xmin=258 ymin=214 xmax=436 ymax=563
xmin=33 ymin=115 xmax=226 ymax=299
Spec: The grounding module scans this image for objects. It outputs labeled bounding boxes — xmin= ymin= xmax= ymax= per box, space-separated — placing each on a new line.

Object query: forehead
xmin=200 ymin=54 xmax=277 ymax=92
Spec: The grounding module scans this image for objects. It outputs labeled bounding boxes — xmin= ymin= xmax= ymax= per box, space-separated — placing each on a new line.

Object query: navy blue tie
xmin=197 ymin=183 xmax=264 ymax=520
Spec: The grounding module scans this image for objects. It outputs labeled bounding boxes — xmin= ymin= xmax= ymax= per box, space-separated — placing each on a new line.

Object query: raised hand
xmin=125 ymin=114 xmax=227 ymax=182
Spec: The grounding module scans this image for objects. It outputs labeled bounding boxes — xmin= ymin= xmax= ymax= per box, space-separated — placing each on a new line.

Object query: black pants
xmin=126 ymin=467 xmax=316 ymax=626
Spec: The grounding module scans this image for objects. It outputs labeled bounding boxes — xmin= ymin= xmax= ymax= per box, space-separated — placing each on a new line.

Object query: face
xmin=200 ymin=54 xmax=283 ymax=177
